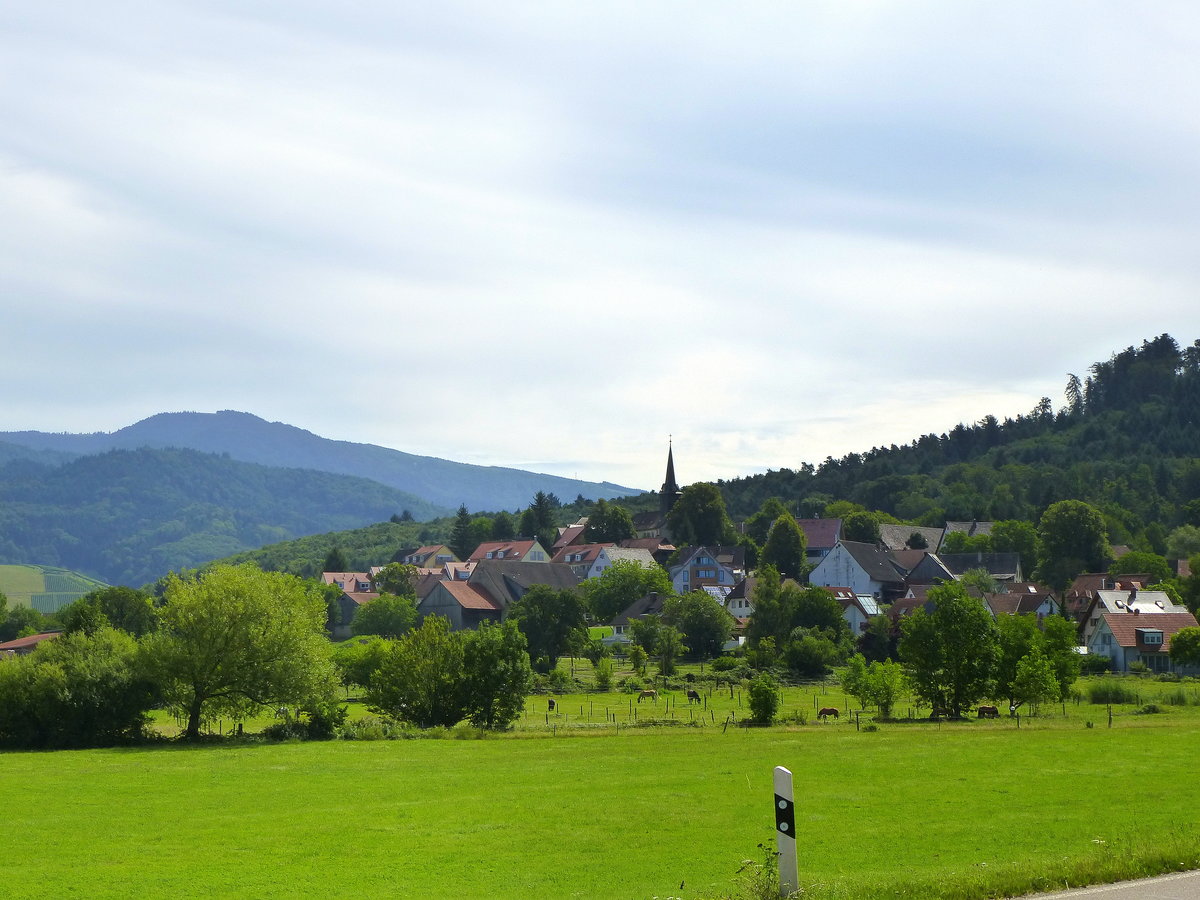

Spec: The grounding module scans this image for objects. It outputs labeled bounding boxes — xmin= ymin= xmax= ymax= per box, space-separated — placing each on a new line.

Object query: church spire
xmin=660 ymin=437 xmax=681 ymax=522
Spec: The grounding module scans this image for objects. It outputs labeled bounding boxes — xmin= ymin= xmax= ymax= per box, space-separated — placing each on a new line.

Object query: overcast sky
xmin=4 ymin=2 xmax=1199 ymax=492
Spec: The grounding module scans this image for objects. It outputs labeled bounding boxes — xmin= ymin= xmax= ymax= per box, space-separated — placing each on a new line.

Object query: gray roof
xmin=839 ymin=541 xmax=906 ymax=585
xmin=938 ymin=552 xmax=1022 ymax=579
xmin=878 ymin=524 xmax=945 ymax=552
xmin=467 ymin=560 xmax=580 ymax=614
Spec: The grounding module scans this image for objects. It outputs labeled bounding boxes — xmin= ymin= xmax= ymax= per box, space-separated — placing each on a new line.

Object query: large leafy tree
xmin=580 ymin=559 xmax=672 ymax=623
xmin=372 ymin=562 xmax=418 ymax=598
xmin=142 ymin=564 xmax=337 ymax=739
xmin=584 ymin=499 xmax=635 ymax=544
xmin=461 ymin=621 xmax=532 ymax=730
xmin=666 ymin=483 xmax=735 ymax=547
xmin=508 ymin=584 xmax=586 ymax=673
xmin=761 ymin=513 xmax=808 ymax=580
xmin=744 ymin=498 xmax=791 ymax=545
xmin=899 ymin=581 xmax=999 ymax=718
xmin=351 ymin=594 xmax=418 ymax=639
xmin=662 ymin=590 xmax=732 ymax=660
xmin=990 ymin=520 xmax=1039 ymax=576
xmin=58 ymin=586 xmax=159 ymax=638
xmin=1169 ymin=627 xmax=1200 ymax=668
xmin=1109 ymin=551 xmax=1172 ymax=584
xmin=1037 ymin=500 xmax=1109 ymax=590
xmin=367 ymin=615 xmax=466 ymax=728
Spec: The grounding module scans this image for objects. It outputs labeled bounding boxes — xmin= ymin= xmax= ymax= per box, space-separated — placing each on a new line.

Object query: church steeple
xmin=660 ymin=438 xmax=681 ymax=522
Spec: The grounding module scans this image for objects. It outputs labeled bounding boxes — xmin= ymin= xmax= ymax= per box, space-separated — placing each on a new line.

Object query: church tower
xmin=659 ymin=439 xmax=682 ymax=524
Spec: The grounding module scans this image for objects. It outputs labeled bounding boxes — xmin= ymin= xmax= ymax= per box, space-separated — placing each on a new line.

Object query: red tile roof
xmin=797 ymin=518 xmax=841 ymax=549
xmin=468 ymin=540 xmax=538 ymax=562
xmin=441 ymin=581 xmax=499 ymax=611
xmin=1101 ymin=612 xmax=1199 ymax=650
xmin=0 ymin=631 xmax=61 ymax=653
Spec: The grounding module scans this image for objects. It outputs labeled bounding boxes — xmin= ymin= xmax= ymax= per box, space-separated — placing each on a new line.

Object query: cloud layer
xmin=4 ymin=2 xmax=1199 ymax=490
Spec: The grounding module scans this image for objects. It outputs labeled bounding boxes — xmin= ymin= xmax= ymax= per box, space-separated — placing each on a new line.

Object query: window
xmin=486 ymin=552 xmax=495 ymax=559
xmin=1140 ymin=630 xmax=1164 ymax=645
xmin=531 ymin=551 xmax=544 ymax=561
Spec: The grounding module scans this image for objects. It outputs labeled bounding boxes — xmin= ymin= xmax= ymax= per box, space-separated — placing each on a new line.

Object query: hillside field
xmin=0 ymin=564 xmax=107 ymax=613
xmin=5 ymin=683 xmax=1200 ymax=900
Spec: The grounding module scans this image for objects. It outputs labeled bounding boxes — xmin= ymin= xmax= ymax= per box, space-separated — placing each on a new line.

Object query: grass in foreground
xmin=4 ymin=718 xmax=1200 ymax=899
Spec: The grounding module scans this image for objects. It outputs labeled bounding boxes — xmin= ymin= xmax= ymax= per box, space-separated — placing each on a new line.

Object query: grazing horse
xmin=547 ymin=698 xmax=556 ymax=712
xmin=637 ymin=689 xmax=658 ymax=703
xmin=686 ymin=689 xmax=702 ymax=704
xmin=977 ymin=705 xmax=1000 ymax=719
xmin=817 ymin=707 xmax=839 ymax=720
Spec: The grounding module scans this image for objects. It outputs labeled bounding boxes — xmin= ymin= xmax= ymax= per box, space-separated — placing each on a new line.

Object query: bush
xmin=1128 ymin=661 xmax=1150 ymax=675
xmin=747 ymin=673 xmax=780 ymax=725
xmin=711 ymin=655 xmax=739 ymax=672
xmin=1086 ymin=681 xmax=1140 ymax=705
xmin=620 ymin=676 xmax=645 ymax=693
xmin=1136 ymin=703 xmax=1162 ymax=715
xmin=1079 ymin=655 xmax=1113 ymax=675
xmin=546 ymin=669 xmax=575 ymax=693
xmin=593 ymin=657 xmax=614 ymax=692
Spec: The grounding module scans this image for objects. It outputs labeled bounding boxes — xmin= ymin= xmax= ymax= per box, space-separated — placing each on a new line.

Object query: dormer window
xmin=1138 ymin=629 xmax=1164 ymax=646
xmin=486 ymin=552 xmax=495 ymax=559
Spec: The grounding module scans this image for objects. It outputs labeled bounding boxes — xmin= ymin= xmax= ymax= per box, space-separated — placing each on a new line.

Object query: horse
xmin=817 ymin=707 xmax=839 ymax=720
xmin=686 ymin=689 xmax=701 ymax=704
xmin=547 ymin=698 xmax=556 ymax=712
xmin=637 ymin=689 xmax=658 ymax=703
xmin=977 ymin=705 xmax=1000 ymax=719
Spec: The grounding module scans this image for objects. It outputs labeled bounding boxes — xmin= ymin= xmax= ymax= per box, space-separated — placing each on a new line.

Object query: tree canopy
xmin=141 ymin=564 xmax=336 ymax=739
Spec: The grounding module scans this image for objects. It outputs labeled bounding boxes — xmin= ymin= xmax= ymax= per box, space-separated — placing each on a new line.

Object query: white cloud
xmin=3 ymin=1 xmax=1200 ymax=492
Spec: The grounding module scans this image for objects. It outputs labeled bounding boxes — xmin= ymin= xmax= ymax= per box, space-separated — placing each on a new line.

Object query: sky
xmin=4 ymin=2 xmax=1200 ymax=493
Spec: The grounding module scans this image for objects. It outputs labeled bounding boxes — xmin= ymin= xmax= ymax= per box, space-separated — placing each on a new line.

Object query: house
xmin=551 ymin=521 xmax=589 ymax=554
xmin=322 ymin=571 xmax=379 ymax=639
xmin=879 ymin=524 xmax=945 ymax=553
xmin=0 ymin=631 xmax=61 ymax=656
xmin=591 ymin=546 xmax=659 ymax=579
xmin=669 ymin=546 xmax=745 ymax=594
xmin=889 ymin=549 xmax=956 ymax=586
xmin=552 ymin=542 xmax=613 ymax=578
xmin=981 ymin=589 xmax=1061 ymax=622
xmin=618 ymin=536 xmax=676 ymax=566
xmin=1078 ymin=589 xmax=1188 ymax=646
xmin=938 ymin=552 xmax=1023 ymax=584
xmin=796 ymin=518 xmax=842 ymax=566
xmin=809 ymin=540 xmax=907 ymax=603
xmin=940 ymin=520 xmax=993 ymax=547
xmin=1084 ymin=610 xmax=1199 ymax=673
xmin=1065 ymin=573 xmax=1153 ymax=624
xmin=609 ymin=591 xmax=668 ymax=641
xmin=396 ymin=545 xmax=458 ymax=567
xmin=467 ymin=539 xmax=550 ymax=564
xmin=418 ymin=559 xmax=580 ymax=630
xmin=824 ymin=586 xmax=878 ymax=633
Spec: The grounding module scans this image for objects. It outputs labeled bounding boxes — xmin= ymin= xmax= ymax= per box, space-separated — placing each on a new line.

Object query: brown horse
xmin=547 ymin=698 xmax=556 ymax=712
xmin=686 ymin=689 xmax=701 ymax=704
xmin=817 ymin=707 xmax=839 ymax=720
xmin=977 ymin=705 xmax=999 ymax=719
xmin=637 ymin=689 xmax=658 ymax=703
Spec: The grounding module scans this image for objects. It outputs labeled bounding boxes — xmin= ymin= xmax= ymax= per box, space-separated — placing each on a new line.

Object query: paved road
xmin=1032 ymin=871 xmax=1200 ymax=899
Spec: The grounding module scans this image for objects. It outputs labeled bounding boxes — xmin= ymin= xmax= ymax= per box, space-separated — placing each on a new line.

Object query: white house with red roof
xmin=1085 ymin=609 xmax=1199 ymax=673
xmin=468 ymin=539 xmax=550 ymax=564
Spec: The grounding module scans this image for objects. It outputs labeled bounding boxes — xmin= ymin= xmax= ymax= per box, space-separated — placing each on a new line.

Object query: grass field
xmin=9 ymin=676 xmax=1200 ymax=900
xmin=0 ymin=563 xmax=107 ymax=613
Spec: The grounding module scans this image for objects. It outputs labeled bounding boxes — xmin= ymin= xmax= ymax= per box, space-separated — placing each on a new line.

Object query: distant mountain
xmin=0 ymin=447 xmax=446 ymax=586
xmin=0 ymin=410 xmax=638 ymax=512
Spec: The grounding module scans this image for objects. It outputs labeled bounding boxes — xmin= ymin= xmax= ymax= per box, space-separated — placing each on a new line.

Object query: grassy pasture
xmin=6 ymin=707 xmax=1200 ymax=899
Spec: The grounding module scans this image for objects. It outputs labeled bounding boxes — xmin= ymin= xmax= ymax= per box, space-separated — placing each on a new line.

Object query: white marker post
xmin=773 ymin=766 xmax=798 ymax=897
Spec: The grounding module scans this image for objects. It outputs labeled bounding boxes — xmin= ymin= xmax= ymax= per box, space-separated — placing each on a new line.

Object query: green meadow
xmin=6 ymin=683 xmax=1200 ymax=900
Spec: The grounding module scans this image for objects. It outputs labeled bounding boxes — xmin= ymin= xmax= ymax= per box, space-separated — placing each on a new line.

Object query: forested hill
xmin=0 ymin=410 xmax=638 ymax=512
xmin=0 ymin=447 xmax=446 ymax=586
xmin=715 ymin=334 xmax=1200 ymax=548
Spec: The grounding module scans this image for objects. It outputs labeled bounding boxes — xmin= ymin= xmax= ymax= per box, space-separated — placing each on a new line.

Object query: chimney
xmin=1129 ymin=586 xmax=1137 ymax=601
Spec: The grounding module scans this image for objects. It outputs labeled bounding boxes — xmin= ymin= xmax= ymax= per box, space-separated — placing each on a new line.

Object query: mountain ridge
xmin=0 ymin=410 xmax=640 ymax=512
